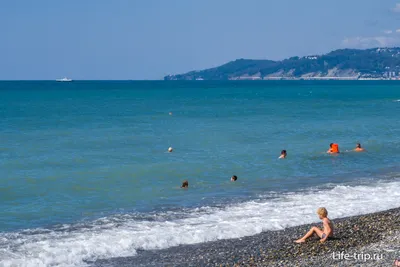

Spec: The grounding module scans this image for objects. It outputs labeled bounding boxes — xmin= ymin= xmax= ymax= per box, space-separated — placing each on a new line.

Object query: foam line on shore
xmin=1 ymin=179 xmax=400 ymax=267
xmin=116 ymin=208 xmax=400 ymax=267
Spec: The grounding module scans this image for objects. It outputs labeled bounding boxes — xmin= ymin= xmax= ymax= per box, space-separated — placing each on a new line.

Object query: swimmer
xmin=327 ymin=143 xmax=340 ymax=154
xmin=279 ymin=150 xmax=287 ymax=159
xmin=295 ymin=207 xmax=334 ymax=243
xmin=231 ymin=175 xmax=238 ymax=182
xmin=327 ymin=143 xmax=333 ymax=153
xmin=354 ymin=143 xmax=365 ymax=152
xmin=168 ymin=147 xmax=173 ymax=153
xmin=181 ymin=180 xmax=188 ymax=189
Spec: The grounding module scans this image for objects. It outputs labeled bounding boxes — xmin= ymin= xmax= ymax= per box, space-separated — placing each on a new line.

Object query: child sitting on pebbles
xmin=295 ymin=207 xmax=334 ymax=243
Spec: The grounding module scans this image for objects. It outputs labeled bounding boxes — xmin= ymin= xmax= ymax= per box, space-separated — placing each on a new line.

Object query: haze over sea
xmin=1 ymin=80 xmax=400 ymax=266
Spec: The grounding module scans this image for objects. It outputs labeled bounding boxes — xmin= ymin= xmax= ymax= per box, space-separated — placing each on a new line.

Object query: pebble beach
xmin=94 ymin=207 xmax=400 ymax=267
xmin=2 ymin=82 xmax=400 ymax=266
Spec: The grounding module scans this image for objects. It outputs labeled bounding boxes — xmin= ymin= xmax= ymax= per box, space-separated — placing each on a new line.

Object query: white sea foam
xmin=1 ymin=179 xmax=400 ymax=267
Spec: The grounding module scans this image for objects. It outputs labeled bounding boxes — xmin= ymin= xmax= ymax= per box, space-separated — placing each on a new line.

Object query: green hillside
xmin=164 ymin=48 xmax=400 ymax=80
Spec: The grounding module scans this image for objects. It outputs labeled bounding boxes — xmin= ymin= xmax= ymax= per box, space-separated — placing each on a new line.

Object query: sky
xmin=1 ymin=0 xmax=400 ymax=80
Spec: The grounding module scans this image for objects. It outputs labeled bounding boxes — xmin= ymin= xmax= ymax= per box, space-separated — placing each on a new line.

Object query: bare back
xmin=323 ymin=217 xmax=334 ymax=237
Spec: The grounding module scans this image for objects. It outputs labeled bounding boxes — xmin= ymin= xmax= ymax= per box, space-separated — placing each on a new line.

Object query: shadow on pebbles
xmin=93 ymin=208 xmax=400 ymax=267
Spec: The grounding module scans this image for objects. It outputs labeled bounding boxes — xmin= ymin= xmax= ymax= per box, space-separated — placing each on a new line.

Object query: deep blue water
xmin=1 ymin=81 xmax=400 ymax=266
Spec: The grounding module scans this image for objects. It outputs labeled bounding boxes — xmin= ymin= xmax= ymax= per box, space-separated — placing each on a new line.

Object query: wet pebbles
xmin=94 ymin=208 xmax=400 ymax=267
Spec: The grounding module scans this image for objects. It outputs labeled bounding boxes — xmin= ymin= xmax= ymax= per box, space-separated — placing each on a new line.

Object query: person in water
xmin=327 ymin=143 xmax=340 ymax=154
xmin=181 ymin=180 xmax=188 ymax=188
xmin=354 ymin=143 xmax=365 ymax=152
xmin=279 ymin=150 xmax=287 ymax=159
xmin=295 ymin=207 xmax=334 ymax=243
xmin=231 ymin=175 xmax=238 ymax=182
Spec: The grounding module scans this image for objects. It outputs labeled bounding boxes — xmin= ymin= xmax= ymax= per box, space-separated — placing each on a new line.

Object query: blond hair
xmin=317 ymin=207 xmax=328 ymax=217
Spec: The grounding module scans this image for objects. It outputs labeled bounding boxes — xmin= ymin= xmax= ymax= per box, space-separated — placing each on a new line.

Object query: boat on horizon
xmin=56 ymin=77 xmax=72 ymax=82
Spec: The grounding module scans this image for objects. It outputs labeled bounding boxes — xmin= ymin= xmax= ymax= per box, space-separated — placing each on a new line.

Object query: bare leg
xmin=295 ymin=227 xmax=323 ymax=243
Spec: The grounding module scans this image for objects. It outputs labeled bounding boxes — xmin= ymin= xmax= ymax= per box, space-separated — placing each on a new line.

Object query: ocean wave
xmin=1 ymin=179 xmax=400 ymax=267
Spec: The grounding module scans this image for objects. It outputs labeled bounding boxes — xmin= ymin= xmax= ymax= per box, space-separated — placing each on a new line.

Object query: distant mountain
xmin=164 ymin=48 xmax=400 ymax=80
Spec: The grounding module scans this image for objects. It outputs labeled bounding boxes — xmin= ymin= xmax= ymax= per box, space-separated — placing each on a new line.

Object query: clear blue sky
xmin=1 ymin=0 xmax=399 ymax=80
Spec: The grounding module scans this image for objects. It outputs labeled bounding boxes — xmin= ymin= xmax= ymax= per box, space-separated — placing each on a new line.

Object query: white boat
xmin=56 ymin=77 xmax=72 ymax=82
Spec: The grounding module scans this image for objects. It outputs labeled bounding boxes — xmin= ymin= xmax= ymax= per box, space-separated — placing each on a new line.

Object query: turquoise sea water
xmin=1 ymin=81 xmax=400 ymax=266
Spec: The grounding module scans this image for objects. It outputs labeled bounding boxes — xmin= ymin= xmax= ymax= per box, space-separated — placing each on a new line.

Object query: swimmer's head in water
xmin=356 ymin=143 xmax=361 ymax=148
xmin=231 ymin=175 xmax=237 ymax=181
xmin=181 ymin=180 xmax=188 ymax=188
xmin=279 ymin=150 xmax=287 ymax=158
xmin=328 ymin=143 xmax=339 ymax=153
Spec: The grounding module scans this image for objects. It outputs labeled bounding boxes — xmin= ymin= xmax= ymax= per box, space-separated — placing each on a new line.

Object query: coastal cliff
xmin=165 ymin=47 xmax=400 ymax=80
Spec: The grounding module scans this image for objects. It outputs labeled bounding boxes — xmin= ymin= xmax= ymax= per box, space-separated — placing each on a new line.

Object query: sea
xmin=0 ymin=80 xmax=400 ymax=267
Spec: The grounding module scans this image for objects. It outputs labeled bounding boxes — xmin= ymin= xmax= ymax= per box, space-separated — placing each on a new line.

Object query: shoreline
xmin=94 ymin=207 xmax=400 ymax=266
